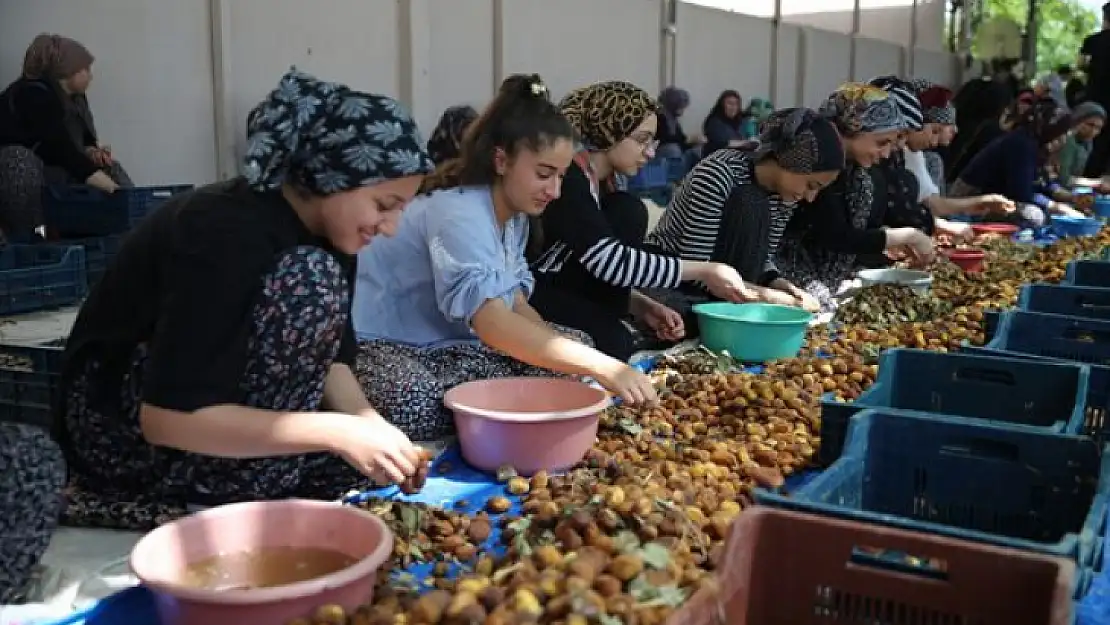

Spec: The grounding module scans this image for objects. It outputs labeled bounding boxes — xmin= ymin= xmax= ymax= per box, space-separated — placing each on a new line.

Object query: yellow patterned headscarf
xmin=559 ymin=81 xmax=657 ymax=150
xmin=818 ymin=83 xmax=904 ymax=136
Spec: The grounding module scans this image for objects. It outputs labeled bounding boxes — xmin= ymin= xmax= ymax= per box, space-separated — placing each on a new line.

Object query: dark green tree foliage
xmin=974 ymin=0 xmax=1098 ymax=72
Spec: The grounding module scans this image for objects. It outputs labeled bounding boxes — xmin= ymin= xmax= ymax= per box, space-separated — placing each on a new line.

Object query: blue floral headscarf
xmin=243 ymin=69 xmax=434 ymax=194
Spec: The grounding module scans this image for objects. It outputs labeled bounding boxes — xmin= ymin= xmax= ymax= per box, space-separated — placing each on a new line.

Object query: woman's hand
xmin=886 ymin=227 xmax=935 ymax=267
xmin=85 ymin=146 xmax=112 ymax=168
xmin=966 ymin=194 xmax=1015 ymax=216
xmin=330 ymin=414 xmax=422 ymax=485
xmin=594 ymin=360 xmax=658 ymax=406
xmin=640 ymin=300 xmax=686 ymax=341
xmin=85 ymin=170 xmax=119 ymax=194
xmin=934 ymin=219 xmax=974 ymax=244
xmin=701 ymin=263 xmax=759 ymax=303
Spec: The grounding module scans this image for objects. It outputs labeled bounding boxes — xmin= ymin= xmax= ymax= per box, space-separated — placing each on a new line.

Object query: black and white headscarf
xmin=243 ymin=69 xmax=434 ymax=194
xmin=869 ymin=76 xmax=924 ymax=131
xmin=751 ymin=107 xmax=844 ymax=173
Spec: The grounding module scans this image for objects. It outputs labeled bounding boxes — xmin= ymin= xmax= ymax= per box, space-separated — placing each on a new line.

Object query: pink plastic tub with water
xmin=444 ymin=377 xmax=611 ymax=476
xmin=129 ymin=499 xmax=392 ymax=625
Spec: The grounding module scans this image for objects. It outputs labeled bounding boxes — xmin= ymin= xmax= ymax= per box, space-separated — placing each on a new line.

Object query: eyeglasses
xmin=630 ymin=133 xmax=659 ymax=154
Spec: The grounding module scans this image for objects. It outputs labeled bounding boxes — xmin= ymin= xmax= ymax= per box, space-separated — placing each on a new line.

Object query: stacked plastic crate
xmin=748 ymin=259 xmax=1110 ymax=625
xmin=0 ymin=184 xmax=192 ymax=431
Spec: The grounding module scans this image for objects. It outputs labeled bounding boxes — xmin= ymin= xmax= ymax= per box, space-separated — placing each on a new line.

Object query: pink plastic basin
xmin=129 ymin=499 xmax=392 ymax=625
xmin=444 ymin=377 xmax=611 ymax=476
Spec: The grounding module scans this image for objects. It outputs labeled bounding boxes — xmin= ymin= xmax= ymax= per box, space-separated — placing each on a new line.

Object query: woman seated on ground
xmin=647 ymin=108 xmax=844 ymax=315
xmin=950 ymin=97 xmax=1081 ymax=224
xmin=1057 ymin=102 xmax=1106 ymax=188
xmin=527 ymin=80 xmax=757 ymax=360
xmin=869 ymin=77 xmax=1013 ymax=241
xmin=0 ymin=422 xmax=66 ymax=604
xmin=701 ymin=90 xmax=747 ymax=155
xmin=740 ymin=97 xmax=774 ymax=139
xmin=425 ymin=104 xmax=479 ymax=165
xmin=56 ymin=70 xmax=432 ymax=531
xmin=0 ymin=34 xmax=132 ymax=241
xmin=775 ymin=83 xmax=937 ymax=312
xmin=921 ymin=93 xmax=958 ymax=195
xmin=354 ymin=75 xmax=656 ymax=441
xmin=946 ymin=86 xmax=1027 ymax=183
xmin=656 ymin=86 xmax=703 ymax=169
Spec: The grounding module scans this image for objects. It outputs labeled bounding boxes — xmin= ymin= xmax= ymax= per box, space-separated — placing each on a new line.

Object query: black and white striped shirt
xmin=647 ymin=149 xmax=796 ymax=280
xmin=530 ymin=159 xmax=682 ymax=289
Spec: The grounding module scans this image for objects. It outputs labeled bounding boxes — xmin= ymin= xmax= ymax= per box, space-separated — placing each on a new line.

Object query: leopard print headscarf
xmin=559 ymin=81 xmax=658 ymax=151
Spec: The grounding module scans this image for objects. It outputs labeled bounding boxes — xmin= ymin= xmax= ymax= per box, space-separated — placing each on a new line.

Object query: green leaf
xmin=399 ymin=506 xmax=420 ymax=535
xmin=639 ymin=543 xmax=671 ymax=569
xmin=619 ymin=419 xmax=644 ymax=436
xmin=613 ymin=531 xmax=641 ymax=553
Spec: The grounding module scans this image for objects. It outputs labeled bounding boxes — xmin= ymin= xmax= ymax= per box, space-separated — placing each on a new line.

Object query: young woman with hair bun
xmin=354 ymin=74 xmax=657 ymax=441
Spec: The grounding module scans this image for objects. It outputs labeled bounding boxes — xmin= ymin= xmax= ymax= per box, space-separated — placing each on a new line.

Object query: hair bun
xmin=499 ymin=73 xmax=550 ymax=101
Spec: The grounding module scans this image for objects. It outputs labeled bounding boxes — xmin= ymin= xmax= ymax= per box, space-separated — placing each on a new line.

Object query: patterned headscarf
xmin=908 ymin=80 xmax=957 ymax=125
xmin=819 ymin=83 xmax=903 ymax=136
xmin=243 ymin=69 xmax=434 ymax=194
xmin=560 ymin=81 xmax=658 ymax=151
xmin=751 ymin=108 xmax=844 ymax=173
xmin=869 ymin=76 xmax=924 ymax=131
xmin=426 ymin=105 xmax=478 ymax=165
xmin=22 ymin=34 xmax=93 ymax=80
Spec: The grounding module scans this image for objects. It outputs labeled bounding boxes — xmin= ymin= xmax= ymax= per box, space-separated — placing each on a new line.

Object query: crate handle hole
xmin=939 ymin=438 xmax=1020 ymax=462
xmin=952 ymin=367 xmax=1016 ymax=386
xmin=848 ymin=546 xmax=949 ymax=581
xmin=1061 ymin=327 xmax=1110 ymax=344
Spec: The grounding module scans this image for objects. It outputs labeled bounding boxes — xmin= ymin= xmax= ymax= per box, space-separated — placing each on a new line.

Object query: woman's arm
xmin=322 ymin=363 xmax=374 ymax=416
xmin=471 ymin=298 xmax=623 ymax=378
xmin=513 ymin=290 xmax=544 ymax=323
xmin=140 ymin=403 xmax=351 ymax=458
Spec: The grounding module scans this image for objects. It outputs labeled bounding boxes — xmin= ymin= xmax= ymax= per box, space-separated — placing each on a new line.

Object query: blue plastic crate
xmin=60 ymin=234 xmax=124 ymax=288
xmin=0 ymin=339 xmax=64 ymax=430
xmin=1068 ymin=261 xmax=1110 ymax=289
xmin=43 ymin=184 xmax=193 ymax=236
xmin=965 ymin=310 xmax=1110 ymax=442
xmin=983 ymin=309 xmax=1002 ymax=342
xmin=1020 ymin=284 xmax=1110 ymax=321
xmin=818 ymin=348 xmax=1091 ymax=466
xmin=664 ymin=157 xmax=687 ymax=182
xmin=0 ymin=244 xmax=87 ymax=315
xmin=761 ymin=409 xmax=1110 ymax=574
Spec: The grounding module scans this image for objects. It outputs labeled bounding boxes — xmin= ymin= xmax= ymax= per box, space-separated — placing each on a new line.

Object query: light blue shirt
xmin=353 ymin=186 xmax=535 ymax=346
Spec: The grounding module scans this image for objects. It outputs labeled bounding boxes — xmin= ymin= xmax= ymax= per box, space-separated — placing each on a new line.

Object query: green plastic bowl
xmin=693 ymin=302 xmax=814 ymax=363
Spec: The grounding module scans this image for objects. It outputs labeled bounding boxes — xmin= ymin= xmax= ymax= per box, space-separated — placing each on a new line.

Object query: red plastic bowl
xmin=130 ymin=500 xmax=392 ymax=625
xmin=942 ymin=248 xmax=986 ymax=273
xmin=445 ymin=377 xmax=611 ymax=475
xmin=971 ymin=223 xmax=1019 ymax=237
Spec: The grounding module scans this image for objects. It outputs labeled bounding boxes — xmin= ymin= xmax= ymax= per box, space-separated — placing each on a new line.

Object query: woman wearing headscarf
xmin=947 ymin=86 xmax=1029 ymax=183
xmin=951 ymin=96 xmax=1080 ymax=225
xmin=656 ymin=86 xmax=699 ymax=157
xmin=1057 ymin=102 xmax=1107 ymax=186
xmin=647 ymin=108 xmax=844 ymax=315
xmin=55 ymin=70 xmax=435 ymax=531
xmin=702 ymin=90 xmax=747 ymax=155
xmin=871 ymin=77 xmax=1012 ymax=237
xmin=425 ymin=104 xmax=479 ymax=165
xmin=775 ymin=83 xmax=936 ymax=312
xmin=740 ymin=97 xmax=775 ymax=139
xmin=921 ymin=91 xmax=958 ymax=194
xmin=0 ymin=34 xmax=132 ymax=241
xmin=528 ymin=81 xmax=755 ymax=360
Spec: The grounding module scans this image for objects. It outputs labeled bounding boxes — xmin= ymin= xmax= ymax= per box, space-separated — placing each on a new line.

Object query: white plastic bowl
xmin=856 ymin=268 xmax=933 ymax=294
